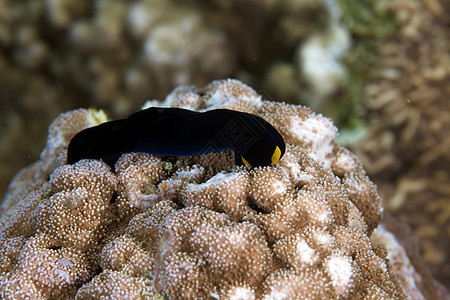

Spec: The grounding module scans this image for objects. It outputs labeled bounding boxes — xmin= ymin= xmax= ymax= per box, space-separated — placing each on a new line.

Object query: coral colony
xmin=1 ymin=80 xmax=433 ymax=299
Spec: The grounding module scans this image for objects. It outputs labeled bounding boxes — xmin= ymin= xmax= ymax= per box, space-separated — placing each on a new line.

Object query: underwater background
xmin=1 ymin=0 xmax=449 ymax=291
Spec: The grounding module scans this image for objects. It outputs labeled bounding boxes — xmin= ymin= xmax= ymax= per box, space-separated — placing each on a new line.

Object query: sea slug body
xmin=67 ymin=107 xmax=286 ymax=168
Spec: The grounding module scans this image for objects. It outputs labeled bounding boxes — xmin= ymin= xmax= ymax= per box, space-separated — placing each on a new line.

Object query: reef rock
xmin=0 ymin=79 xmax=441 ymax=299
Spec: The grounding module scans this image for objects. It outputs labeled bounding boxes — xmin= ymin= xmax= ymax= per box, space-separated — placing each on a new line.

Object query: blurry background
xmin=1 ymin=0 xmax=449 ymax=290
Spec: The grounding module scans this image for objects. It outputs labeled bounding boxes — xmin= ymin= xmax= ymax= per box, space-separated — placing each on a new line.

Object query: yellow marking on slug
xmin=89 ymin=109 xmax=109 ymax=125
xmin=271 ymin=146 xmax=281 ymax=165
xmin=241 ymin=156 xmax=252 ymax=167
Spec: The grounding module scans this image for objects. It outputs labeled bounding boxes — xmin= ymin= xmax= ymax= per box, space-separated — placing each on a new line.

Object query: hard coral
xmin=1 ymin=79 xmax=424 ymax=299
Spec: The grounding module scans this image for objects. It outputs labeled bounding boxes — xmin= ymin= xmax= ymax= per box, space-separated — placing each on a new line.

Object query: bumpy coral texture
xmin=1 ymin=80 xmax=406 ymax=299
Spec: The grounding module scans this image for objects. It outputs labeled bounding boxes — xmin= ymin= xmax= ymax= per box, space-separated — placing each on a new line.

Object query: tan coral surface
xmin=0 ymin=80 xmax=421 ymax=299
